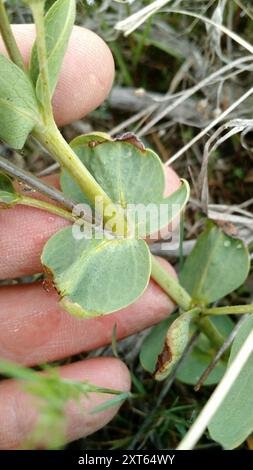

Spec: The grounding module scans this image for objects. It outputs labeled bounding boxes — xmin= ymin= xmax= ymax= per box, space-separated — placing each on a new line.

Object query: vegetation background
xmin=1 ymin=0 xmax=253 ymax=450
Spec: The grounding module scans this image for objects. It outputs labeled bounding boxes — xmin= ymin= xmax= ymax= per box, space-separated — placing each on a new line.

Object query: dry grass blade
xmin=198 ymin=119 xmax=253 ymax=213
xmin=115 ymin=0 xmax=173 ymax=35
xmin=166 ymin=87 xmax=253 ymax=165
xmin=139 ymin=56 xmax=253 ymax=138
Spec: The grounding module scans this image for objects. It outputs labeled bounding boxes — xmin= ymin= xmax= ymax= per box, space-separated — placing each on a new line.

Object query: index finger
xmin=0 ymin=25 xmax=115 ymax=126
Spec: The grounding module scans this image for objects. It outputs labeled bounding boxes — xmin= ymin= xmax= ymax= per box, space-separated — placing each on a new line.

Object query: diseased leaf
xmin=41 ymin=226 xmax=151 ymax=317
xmin=140 ymin=315 xmax=233 ymax=385
xmin=30 ymin=0 xmax=76 ymax=101
xmin=177 ymin=316 xmax=234 ymax=385
xmin=154 ymin=309 xmax=200 ymax=381
xmin=0 ymin=172 xmax=21 ymax=207
xmin=140 ymin=316 xmax=176 ymax=374
xmin=61 ymin=134 xmax=189 ymax=237
xmin=209 ymin=315 xmax=253 ymax=449
xmin=180 ymin=220 xmax=250 ymax=305
xmin=0 ymin=55 xmax=39 ymax=149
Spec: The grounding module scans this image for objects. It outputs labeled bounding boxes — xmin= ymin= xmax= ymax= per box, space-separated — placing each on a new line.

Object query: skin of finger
xmin=0 ymin=258 xmax=176 ymax=366
xmin=0 ymin=167 xmax=179 ymax=280
xmin=0 ymin=357 xmax=130 ymax=449
xmin=0 ymin=25 xmax=115 ymax=126
xmin=147 ymin=166 xmax=181 ymax=242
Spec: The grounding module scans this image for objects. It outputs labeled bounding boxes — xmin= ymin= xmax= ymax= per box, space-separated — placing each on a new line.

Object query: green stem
xmin=198 ymin=316 xmax=228 ymax=352
xmin=0 ymin=0 xmax=25 ymax=71
xmin=150 ymin=256 xmax=227 ymax=353
xmin=29 ymin=0 xmax=53 ymax=123
xmin=28 ymin=0 xmax=126 ymax=234
xmin=151 ymin=254 xmax=191 ymax=311
xmin=34 ymin=124 xmax=112 ymax=207
xmin=19 ymin=196 xmax=75 ymax=222
xmin=203 ymin=305 xmax=253 ymax=315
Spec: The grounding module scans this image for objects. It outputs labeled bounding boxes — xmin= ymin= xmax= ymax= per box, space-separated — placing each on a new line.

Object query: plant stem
xmin=19 ymin=196 xmax=75 ymax=222
xmin=0 ymin=154 xmax=75 ymax=213
xmin=29 ymin=0 xmax=54 ymax=123
xmin=198 ymin=316 xmax=228 ymax=352
xmin=34 ymin=124 xmax=112 ymax=207
xmin=0 ymin=0 xmax=25 ymax=71
xmin=151 ymin=255 xmax=191 ymax=311
xmin=150 ymin=256 xmax=227 ymax=349
xmin=177 ymin=327 xmax=253 ymax=450
xmin=27 ymin=0 xmax=121 ymax=229
xmin=203 ymin=305 xmax=253 ymax=315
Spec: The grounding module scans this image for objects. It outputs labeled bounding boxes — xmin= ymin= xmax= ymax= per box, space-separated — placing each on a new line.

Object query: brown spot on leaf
xmin=155 ymin=342 xmax=172 ymax=374
xmin=42 ymin=265 xmax=62 ymax=296
xmin=42 ymin=266 xmax=55 ymax=292
xmin=42 ymin=278 xmax=53 ymax=293
xmin=115 ymin=132 xmax=146 ymax=152
xmin=88 ymin=140 xmax=100 ymax=148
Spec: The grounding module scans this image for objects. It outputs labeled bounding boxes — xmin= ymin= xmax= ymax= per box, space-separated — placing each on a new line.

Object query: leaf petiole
xmin=198 ymin=316 xmax=228 ymax=354
xmin=150 ymin=254 xmax=191 ymax=311
xmin=202 ymin=305 xmax=253 ymax=316
xmin=19 ymin=195 xmax=75 ymax=222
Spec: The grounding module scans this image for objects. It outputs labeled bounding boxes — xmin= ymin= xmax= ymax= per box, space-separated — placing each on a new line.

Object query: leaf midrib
xmin=38 ymin=1 xmax=74 ymax=94
xmin=192 ymin=228 xmax=223 ymax=302
xmin=0 ymin=97 xmax=39 ymax=123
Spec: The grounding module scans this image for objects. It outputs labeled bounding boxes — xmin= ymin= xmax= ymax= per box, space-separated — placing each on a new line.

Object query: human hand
xmin=0 ymin=25 xmax=180 ymax=449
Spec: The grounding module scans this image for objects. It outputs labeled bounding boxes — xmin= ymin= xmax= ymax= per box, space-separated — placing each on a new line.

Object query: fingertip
xmin=164 ymin=165 xmax=181 ymax=197
xmin=61 ymin=358 xmax=131 ymax=442
xmin=1 ymin=25 xmax=115 ymax=126
xmin=0 ymin=358 xmax=130 ymax=449
xmin=52 ymin=26 xmax=115 ymax=125
xmin=62 ymin=357 xmax=131 ymax=394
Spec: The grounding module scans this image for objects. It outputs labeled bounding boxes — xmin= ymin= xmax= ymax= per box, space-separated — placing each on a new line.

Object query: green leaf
xmin=153 ymin=309 xmax=200 ymax=381
xmin=0 ymin=172 xmax=21 ymax=207
xmin=177 ymin=316 xmax=234 ymax=385
xmin=41 ymin=226 xmax=151 ymax=317
xmin=180 ymin=221 xmax=250 ymax=305
xmin=30 ymin=0 xmax=76 ymax=100
xmin=62 ymin=133 xmax=165 ymax=205
xmin=209 ymin=315 xmax=253 ymax=449
xmin=135 ymin=182 xmax=189 ymax=239
xmin=0 ymin=55 xmax=39 ymax=149
xmin=61 ymin=133 xmax=189 ymax=237
xmin=60 ymin=132 xmax=112 ymax=205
